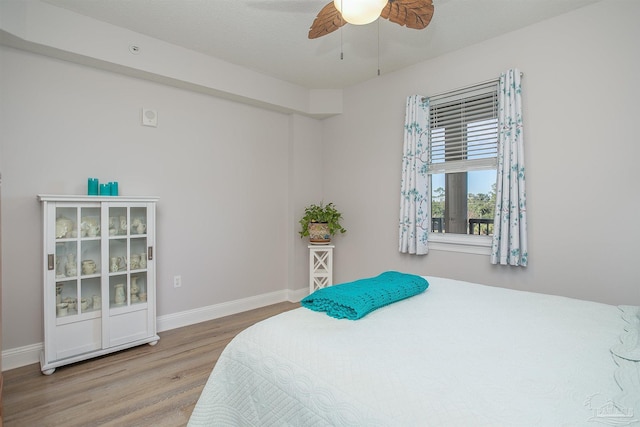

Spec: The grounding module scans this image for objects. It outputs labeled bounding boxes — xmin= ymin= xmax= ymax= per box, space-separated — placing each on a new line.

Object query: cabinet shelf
xmin=109 ymin=302 xmax=148 ymax=311
xmin=108 ymin=271 xmax=127 ymax=276
xmin=56 ymin=309 xmax=101 ymax=324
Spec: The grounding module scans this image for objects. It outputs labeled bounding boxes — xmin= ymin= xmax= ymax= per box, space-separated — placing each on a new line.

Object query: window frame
xmin=426 ymin=79 xmax=499 ymax=254
xmin=428 ymin=233 xmax=492 ymax=254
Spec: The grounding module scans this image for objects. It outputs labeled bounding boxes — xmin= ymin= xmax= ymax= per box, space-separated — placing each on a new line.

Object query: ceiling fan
xmin=308 ymin=0 xmax=434 ymax=39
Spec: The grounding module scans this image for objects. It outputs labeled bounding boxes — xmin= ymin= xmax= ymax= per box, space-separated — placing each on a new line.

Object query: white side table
xmin=308 ymin=244 xmax=334 ymax=293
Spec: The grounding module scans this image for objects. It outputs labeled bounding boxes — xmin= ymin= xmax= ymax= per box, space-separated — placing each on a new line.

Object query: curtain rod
xmin=423 ymin=71 xmax=524 ymax=102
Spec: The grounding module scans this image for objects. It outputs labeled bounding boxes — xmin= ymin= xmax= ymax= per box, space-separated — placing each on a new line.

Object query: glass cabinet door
xmin=54 ymin=205 xmax=102 ymax=319
xmin=108 ymin=205 xmax=148 ymax=309
xmin=130 ymin=205 xmax=148 ymax=307
xmin=54 ymin=206 xmax=77 ymax=318
xmin=80 ymin=206 xmax=102 ymax=315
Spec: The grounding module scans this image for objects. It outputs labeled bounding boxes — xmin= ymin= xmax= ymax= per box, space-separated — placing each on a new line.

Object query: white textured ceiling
xmin=42 ymin=0 xmax=600 ymax=89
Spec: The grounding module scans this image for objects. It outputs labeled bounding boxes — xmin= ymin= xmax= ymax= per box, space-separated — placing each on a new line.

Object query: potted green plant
xmin=299 ymin=202 xmax=346 ymax=244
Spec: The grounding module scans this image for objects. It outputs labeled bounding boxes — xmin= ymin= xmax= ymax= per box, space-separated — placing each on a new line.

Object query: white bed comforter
xmin=189 ymin=277 xmax=639 ymax=426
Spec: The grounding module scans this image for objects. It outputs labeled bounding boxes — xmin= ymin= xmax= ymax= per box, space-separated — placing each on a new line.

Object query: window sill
xmin=428 ymin=233 xmax=492 ymax=255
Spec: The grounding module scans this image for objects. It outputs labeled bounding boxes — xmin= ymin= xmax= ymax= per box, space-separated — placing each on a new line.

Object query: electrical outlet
xmin=173 ymin=275 xmax=182 ymax=288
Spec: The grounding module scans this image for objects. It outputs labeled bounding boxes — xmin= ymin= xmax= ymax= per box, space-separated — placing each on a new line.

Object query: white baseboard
xmin=2 ymin=288 xmax=308 ymax=372
xmin=2 ymin=342 xmax=43 ymax=372
xmin=156 ymin=288 xmax=306 ymax=332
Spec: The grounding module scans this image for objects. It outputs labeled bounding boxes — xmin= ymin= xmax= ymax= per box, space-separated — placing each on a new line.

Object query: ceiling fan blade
xmin=308 ymin=1 xmax=347 ymax=39
xmin=380 ymin=0 xmax=434 ymax=30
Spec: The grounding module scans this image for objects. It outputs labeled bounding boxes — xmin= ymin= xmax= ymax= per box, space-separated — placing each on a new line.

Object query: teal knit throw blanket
xmin=301 ymin=271 xmax=429 ymax=320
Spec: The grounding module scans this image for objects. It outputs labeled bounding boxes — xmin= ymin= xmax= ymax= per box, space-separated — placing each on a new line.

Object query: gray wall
xmin=322 ymin=0 xmax=640 ymax=305
xmin=0 ymin=47 xmax=322 ymax=350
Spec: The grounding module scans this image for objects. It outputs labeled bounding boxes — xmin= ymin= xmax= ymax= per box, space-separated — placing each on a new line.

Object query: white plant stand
xmin=308 ymin=244 xmax=334 ymax=293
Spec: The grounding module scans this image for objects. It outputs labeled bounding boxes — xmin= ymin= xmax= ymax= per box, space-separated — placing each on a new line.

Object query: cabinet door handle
xmin=48 ymin=254 xmax=55 ymax=270
xmin=147 ymin=247 xmax=153 ymax=261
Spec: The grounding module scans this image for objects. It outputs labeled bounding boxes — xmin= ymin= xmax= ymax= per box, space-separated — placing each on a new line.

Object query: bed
xmin=188 ymin=275 xmax=640 ymax=426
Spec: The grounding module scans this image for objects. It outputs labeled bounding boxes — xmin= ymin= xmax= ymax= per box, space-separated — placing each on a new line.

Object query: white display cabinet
xmin=38 ymin=195 xmax=159 ymax=374
xmin=308 ymin=244 xmax=334 ymax=293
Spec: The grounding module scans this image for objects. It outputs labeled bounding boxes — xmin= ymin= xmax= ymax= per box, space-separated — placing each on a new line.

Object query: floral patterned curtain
xmin=399 ymin=95 xmax=430 ymax=255
xmin=491 ymin=69 xmax=528 ymax=266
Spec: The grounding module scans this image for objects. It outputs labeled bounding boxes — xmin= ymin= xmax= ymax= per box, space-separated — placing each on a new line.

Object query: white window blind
xmin=428 ymin=80 xmax=498 ymax=174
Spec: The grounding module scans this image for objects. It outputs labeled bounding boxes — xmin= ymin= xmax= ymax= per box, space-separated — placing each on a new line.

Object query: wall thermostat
xmin=142 ymin=108 xmax=157 ymax=127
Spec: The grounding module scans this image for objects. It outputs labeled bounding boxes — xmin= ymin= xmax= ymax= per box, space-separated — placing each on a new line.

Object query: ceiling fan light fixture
xmin=333 ymin=0 xmax=388 ymax=25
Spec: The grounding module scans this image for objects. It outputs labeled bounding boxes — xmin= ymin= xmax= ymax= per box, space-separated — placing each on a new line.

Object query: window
xmin=427 ymin=81 xmax=498 ymax=240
